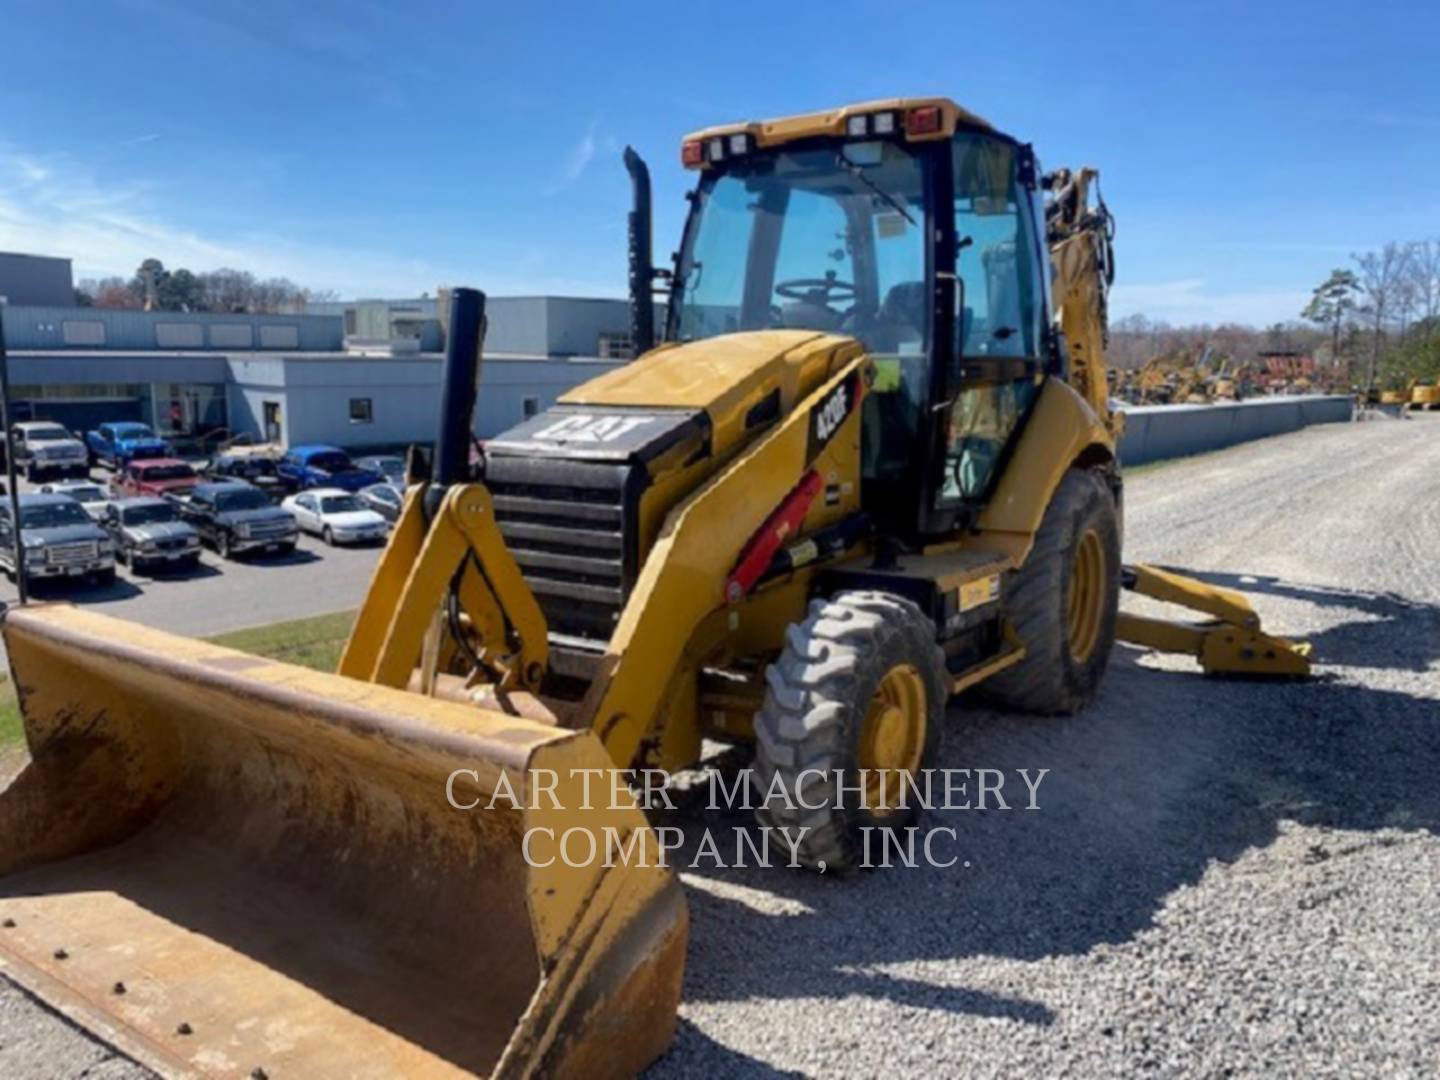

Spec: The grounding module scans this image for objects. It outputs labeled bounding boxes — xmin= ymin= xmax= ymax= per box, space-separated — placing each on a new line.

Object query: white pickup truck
xmin=6 ymin=421 xmax=90 ymax=481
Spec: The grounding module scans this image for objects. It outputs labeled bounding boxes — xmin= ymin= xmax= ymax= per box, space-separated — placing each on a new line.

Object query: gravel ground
xmin=3 ymin=414 xmax=1438 ymax=1077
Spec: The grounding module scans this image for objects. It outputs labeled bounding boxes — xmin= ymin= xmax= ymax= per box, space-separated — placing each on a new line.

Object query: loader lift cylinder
xmin=427 ymin=286 xmax=486 ymax=518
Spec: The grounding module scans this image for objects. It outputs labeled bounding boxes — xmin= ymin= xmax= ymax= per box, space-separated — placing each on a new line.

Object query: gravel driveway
xmin=3 ymin=414 xmax=1437 ymax=1077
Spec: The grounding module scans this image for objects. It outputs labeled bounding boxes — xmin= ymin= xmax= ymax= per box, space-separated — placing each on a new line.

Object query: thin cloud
xmin=546 ymin=122 xmax=599 ymax=195
xmin=1110 ymin=278 xmax=1311 ymax=327
xmin=121 ymin=133 xmax=162 ymax=146
xmin=0 ymin=140 xmax=621 ymax=300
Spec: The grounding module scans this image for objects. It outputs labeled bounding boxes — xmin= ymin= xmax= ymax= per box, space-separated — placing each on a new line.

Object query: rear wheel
xmin=752 ymin=591 xmax=947 ymax=873
xmin=983 ymin=467 xmax=1120 ymax=714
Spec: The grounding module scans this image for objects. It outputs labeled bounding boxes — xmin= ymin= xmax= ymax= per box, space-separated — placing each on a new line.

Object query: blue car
xmin=86 ymin=421 xmax=171 ymax=469
xmin=277 ymin=444 xmax=384 ymax=493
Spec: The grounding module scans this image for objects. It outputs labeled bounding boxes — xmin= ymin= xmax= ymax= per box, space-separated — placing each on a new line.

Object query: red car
xmin=114 ymin=457 xmax=201 ymax=500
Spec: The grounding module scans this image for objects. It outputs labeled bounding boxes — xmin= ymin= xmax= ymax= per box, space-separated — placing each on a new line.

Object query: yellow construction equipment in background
xmin=0 ymin=97 xmax=1310 ymax=1077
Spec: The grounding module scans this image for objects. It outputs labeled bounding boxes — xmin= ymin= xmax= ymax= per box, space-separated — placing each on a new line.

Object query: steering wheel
xmin=774 ymin=274 xmax=857 ymax=305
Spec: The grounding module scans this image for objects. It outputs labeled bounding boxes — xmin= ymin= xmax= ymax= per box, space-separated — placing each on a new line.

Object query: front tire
xmin=983 ymin=467 xmax=1120 ymax=715
xmin=322 ymin=526 xmax=335 ymax=546
xmin=216 ymin=531 xmax=233 ymax=560
xmin=752 ymin=591 xmax=947 ymax=873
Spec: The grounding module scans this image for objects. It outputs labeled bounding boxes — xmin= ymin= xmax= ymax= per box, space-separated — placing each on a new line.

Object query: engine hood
xmin=25 ymin=523 xmax=106 ymax=545
xmin=218 ymin=507 xmax=293 ymax=527
xmin=480 ymin=330 xmax=868 ymax=650
xmin=558 ymin=330 xmax=862 ymax=457
xmin=127 ymin=521 xmax=196 ymax=545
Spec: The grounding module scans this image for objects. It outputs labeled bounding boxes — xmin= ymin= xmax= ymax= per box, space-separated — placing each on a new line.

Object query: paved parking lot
xmin=0 ymin=466 xmax=382 ymax=661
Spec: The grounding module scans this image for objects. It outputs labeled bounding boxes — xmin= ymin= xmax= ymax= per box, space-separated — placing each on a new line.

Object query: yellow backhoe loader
xmin=1409 ymin=379 xmax=1440 ymax=410
xmin=0 ymin=98 xmax=1311 ymax=1078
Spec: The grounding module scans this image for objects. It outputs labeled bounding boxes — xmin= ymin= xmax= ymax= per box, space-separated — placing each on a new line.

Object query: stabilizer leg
xmin=1117 ymin=563 xmax=1312 ymax=677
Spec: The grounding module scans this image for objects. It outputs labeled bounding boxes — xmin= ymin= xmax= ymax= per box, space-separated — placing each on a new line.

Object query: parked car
xmin=102 ymin=496 xmax=202 ymax=571
xmin=114 ymin=458 xmax=201 ymax=500
xmin=37 ymin=479 xmax=111 ymax=520
xmin=0 ymin=494 xmax=115 ymax=584
xmin=357 ymin=481 xmax=404 ymax=523
xmin=179 ymin=482 xmax=299 ymax=559
xmin=6 ymin=421 xmax=89 ymax=480
xmin=86 ymin=421 xmax=171 ymax=469
xmin=354 ymin=454 xmax=407 ymax=486
xmin=282 ymin=488 xmax=388 ymax=545
xmin=276 ymin=445 xmax=384 ymax=493
xmin=204 ymin=451 xmax=285 ymax=500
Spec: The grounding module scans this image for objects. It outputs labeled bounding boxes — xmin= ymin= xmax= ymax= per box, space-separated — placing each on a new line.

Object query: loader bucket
xmin=0 ymin=604 xmax=686 ymax=1079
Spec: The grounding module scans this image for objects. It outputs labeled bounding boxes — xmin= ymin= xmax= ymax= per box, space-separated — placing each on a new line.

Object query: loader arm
xmin=339 ymin=480 xmax=549 ymax=693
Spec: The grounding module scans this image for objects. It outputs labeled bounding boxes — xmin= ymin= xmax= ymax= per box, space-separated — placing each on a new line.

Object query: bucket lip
xmin=4 ymin=602 xmax=580 ymax=774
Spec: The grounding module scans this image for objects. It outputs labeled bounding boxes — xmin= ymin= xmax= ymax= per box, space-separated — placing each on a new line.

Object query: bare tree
xmin=1352 ymin=242 xmax=1412 ymax=390
xmin=1408 ymin=239 xmax=1440 ymax=339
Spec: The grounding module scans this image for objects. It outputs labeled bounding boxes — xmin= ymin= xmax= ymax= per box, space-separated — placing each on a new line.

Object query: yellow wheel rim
xmin=857 ymin=664 xmax=927 ymax=813
xmin=1066 ymin=528 xmax=1105 ymax=664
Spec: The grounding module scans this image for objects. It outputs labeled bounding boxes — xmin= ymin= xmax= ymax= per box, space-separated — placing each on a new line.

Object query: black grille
xmin=485 ymin=455 xmax=639 ymax=645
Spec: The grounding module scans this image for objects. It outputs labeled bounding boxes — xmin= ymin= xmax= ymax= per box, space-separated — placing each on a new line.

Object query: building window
xmin=61 ymin=320 xmax=106 ymax=346
xmin=597 ymin=332 xmax=634 ymax=360
xmin=522 ymin=396 xmax=541 ymax=419
xmin=349 ymin=397 xmax=374 ymax=423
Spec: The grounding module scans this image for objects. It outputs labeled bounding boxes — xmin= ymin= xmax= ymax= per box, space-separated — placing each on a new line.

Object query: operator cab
xmin=661 ymin=99 xmax=1054 ymax=536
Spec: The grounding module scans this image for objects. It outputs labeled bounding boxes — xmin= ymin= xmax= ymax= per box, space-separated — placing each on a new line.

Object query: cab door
xmin=933 ymin=133 xmax=1048 ymax=512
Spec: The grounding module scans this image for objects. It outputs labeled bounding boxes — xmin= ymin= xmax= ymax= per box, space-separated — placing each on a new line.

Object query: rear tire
xmin=983 ymin=467 xmax=1120 ymax=715
xmin=752 ymin=591 xmax=947 ymax=873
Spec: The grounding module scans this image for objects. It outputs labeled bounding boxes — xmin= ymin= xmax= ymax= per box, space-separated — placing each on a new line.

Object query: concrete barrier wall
xmin=1117 ymin=395 xmax=1353 ymax=466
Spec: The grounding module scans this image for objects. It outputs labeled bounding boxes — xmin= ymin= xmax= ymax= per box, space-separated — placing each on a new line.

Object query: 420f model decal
xmin=806 ymin=371 xmax=862 ymax=462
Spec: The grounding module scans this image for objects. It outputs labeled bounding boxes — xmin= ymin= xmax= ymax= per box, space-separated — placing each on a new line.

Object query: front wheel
xmin=216 ymin=531 xmax=233 ymax=560
xmin=751 ymin=591 xmax=948 ymax=873
xmin=982 ymin=467 xmax=1121 ymax=715
xmin=322 ymin=526 xmax=335 ymax=546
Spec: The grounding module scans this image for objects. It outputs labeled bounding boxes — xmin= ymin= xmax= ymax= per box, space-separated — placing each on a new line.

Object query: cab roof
xmin=129 ymin=457 xmax=189 ymax=470
xmin=113 ymin=495 xmax=172 ymax=510
xmin=681 ymin=96 xmax=996 ymax=168
xmin=290 ymin=444 xmax=345 ymax=455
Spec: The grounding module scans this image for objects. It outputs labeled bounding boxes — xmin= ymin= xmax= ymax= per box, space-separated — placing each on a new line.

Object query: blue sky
xmin=1 ymin=0 xmax=1435 ymax=325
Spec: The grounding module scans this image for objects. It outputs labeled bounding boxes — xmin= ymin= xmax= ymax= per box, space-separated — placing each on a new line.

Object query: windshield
xmin=141 ymin=465 xmax=195 ymax=481
xmin=673 ymin=142 xmax=927 ymax=357
xmin=21 ymin=503 xmax=91 ymax=528
xmin=310 ymin=452 xmax=351 ymax=471
xmin=27 ymin=426 xmax=71 ymax=442
xmin=115 ymin=425 xmax=156 ymax=440
xmin=215 ymin=488 xmax=271 ymax=511
xmin=123 ymin=503 xmax=178 ymax=526
xmin=320 ymin=495 xmax=362 ymax=513
xmin=367 ymin=457 xmax=404 ymax=474
xmin=62 ymin=486 xmax=105 ymax=502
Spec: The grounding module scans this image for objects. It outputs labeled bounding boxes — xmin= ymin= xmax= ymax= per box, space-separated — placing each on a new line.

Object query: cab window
xmin=940 ymin=134 xmax=1045 ymax=505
